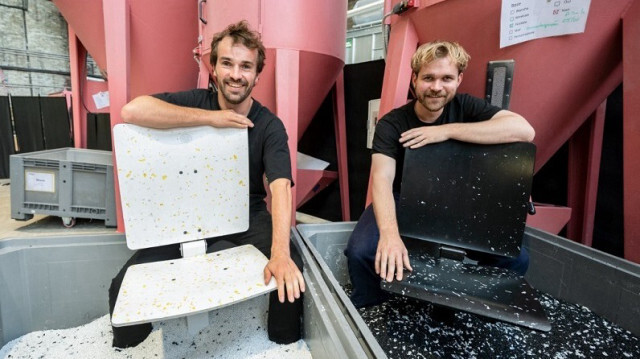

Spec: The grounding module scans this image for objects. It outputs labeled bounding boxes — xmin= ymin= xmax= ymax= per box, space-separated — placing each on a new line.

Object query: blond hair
xmin=411 ymin=41 xmax=470 ymax=75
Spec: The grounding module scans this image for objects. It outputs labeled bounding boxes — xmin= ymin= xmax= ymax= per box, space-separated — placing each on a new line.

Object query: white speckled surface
xmin=1 ymin=295 xmax=311 ymax=359
xmin=112 ymin=245 xmax=276 ymax=326
xmin=113 ymin=124 xmax=249 ymax=250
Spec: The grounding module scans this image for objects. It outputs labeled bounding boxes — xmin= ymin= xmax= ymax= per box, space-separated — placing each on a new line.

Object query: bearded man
xmin=344 ymin=40 xmax=536 ymax=308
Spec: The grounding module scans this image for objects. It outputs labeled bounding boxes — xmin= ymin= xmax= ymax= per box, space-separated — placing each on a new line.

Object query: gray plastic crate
xmin=296 ymin=223 xmax=640 ymax=340
xmin=0 ymin=229 xmax=372 ymax=358
xmin=10 ymin=148 xmax=116 ymax=227
xmin=296 ymin=222 xmax=387 ymax=358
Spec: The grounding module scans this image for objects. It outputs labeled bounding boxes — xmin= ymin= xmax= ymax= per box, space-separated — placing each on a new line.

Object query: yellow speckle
xmin=233 ymin=154 xmax=238 ymax=160
xmin=162 ymin=175 xmax=167 ymax=180
xmin=125 ymin=170 xmax=132 ymax=178
xmin=138 ymin=157 xmax=146 ymax=162
xmin=239 ymin=180 xmax=245 ymax=186
xmin=143 ymin=173 xmax=147 ymax=178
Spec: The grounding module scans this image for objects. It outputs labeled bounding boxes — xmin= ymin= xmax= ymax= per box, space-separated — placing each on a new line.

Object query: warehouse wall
xmin=0 ymin=0 xmax=99 ymax=96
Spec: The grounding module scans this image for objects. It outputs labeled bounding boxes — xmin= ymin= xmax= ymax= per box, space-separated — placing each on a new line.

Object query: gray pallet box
xmin=10 ymin=148 xmax=116 ymax=227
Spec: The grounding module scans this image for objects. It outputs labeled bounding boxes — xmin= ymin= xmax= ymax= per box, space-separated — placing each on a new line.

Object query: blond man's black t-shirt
xmin=372 ymin=94 xmax=501 ymax=193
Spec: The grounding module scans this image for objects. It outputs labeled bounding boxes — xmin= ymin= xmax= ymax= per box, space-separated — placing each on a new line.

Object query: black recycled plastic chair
xmin=382 ymin=140 xmax=551 ymax=331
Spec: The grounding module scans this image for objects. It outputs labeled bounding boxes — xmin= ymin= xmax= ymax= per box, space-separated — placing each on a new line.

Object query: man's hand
xmin=210 ymin=109 xmax=254 ymax=129
xmin=264 ymin=253 xmax=305 ymax=303
xmin=375 ymin=234 xmax=412 ymax=282
xmin=399 ymin=126 xmax=449 ymax=149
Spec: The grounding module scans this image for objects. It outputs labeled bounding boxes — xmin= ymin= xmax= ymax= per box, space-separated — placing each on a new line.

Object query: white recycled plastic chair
xmin=111 ymin=124 xmax=276 ymax=334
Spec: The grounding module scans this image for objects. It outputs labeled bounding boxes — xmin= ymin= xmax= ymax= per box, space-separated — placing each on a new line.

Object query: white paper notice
xmin=500 ymin=0 xmax=591 ymax=48
xmin=25 ymin=171 xmax=55 ymax=192
xmin=92 ymin=91 xmax=110 ymax=109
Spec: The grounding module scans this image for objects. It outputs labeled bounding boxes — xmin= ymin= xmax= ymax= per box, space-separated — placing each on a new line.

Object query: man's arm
xmin=264 ymin=178 xmax=305 ymax=303
xmin=400 ymin=110 xmax=535 ymax=148
xmin=120 ymin=95 xmax=253 ymax=129
xmin=371 ymin=153 xmax=412 ymax=282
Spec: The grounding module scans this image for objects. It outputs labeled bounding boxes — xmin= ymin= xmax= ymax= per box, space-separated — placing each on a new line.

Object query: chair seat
xmin=112 ymin=245 xmax=276 ymax=327
xmin=388 ymin=141 xmax=549 ymax=331
xmin=381 ymin=249 xmax=551 ymax=331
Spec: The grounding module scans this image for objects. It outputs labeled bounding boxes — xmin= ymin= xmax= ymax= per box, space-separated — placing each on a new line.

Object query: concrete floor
xmin=0 ymin=176 xmax=330 ymax=243
xmin=0 ymin=179 xmax=116 ymax=241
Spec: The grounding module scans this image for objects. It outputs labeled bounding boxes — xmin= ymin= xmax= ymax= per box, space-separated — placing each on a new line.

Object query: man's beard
xmin=418 ymin=91 xmax=451 ymax=112
xmin=219 ymin=78 xmax=255 ymax=105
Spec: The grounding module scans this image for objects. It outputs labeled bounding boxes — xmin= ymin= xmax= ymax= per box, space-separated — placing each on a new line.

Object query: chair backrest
xmin=398 ymin=140 xmax=536 ymax=258
xmin=113 ymin=124 xmax=249 ymax=250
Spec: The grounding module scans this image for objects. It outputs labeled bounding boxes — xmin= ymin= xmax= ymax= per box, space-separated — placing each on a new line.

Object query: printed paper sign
xmin=25 ymin=171 xmax=55 ymax=192
xmin=500 ymin=0 xmax=591 ymax=48
xmin=92 ymin=91 xmax=110 ymax=109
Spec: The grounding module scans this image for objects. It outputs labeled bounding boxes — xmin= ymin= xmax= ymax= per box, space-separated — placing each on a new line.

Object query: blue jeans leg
xmin=344 ymin=204 xmax=388 ymax=308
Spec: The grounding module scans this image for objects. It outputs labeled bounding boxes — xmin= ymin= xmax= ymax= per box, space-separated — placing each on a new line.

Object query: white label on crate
xmin=25 ymin=171 xmax=55 ymax=192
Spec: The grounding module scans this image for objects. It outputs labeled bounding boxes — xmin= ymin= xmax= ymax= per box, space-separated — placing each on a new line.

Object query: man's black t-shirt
xmin=152 ymin=89 xmax=292 ymax=211
xmin=372 ymin=93 xmax=501 ymax=192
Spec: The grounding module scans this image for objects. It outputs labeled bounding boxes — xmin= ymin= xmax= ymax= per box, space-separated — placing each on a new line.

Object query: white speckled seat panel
xmin=112 ymin=245 xmax=276 ymax=326
xmin=111 ymin=124 xmax=275 ymax=326
xmin=113 ymin=124 xmax=250 ymax=250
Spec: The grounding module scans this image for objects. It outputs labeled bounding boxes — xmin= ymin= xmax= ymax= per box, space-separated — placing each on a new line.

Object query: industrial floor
xmin=0 ymin=178 xmax=327 ymax=242
xmin=0 ymin=179 xmax=115 ymax=241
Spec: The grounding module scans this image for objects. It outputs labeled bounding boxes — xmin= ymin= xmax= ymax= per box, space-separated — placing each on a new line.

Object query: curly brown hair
xmin=210 ymin=20 xmax=266 ymax=73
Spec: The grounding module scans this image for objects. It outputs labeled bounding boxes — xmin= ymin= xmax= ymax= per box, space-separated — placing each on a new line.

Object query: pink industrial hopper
xmin=53 ymin=0 xmax=200 ymax=147
xmin=377 ymin=0 xmax=640 ymax=262
xmin=194 ymin=0 xmax=350 ymax=217
xmin=53 ymin=0 xmax=351 ymax=229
